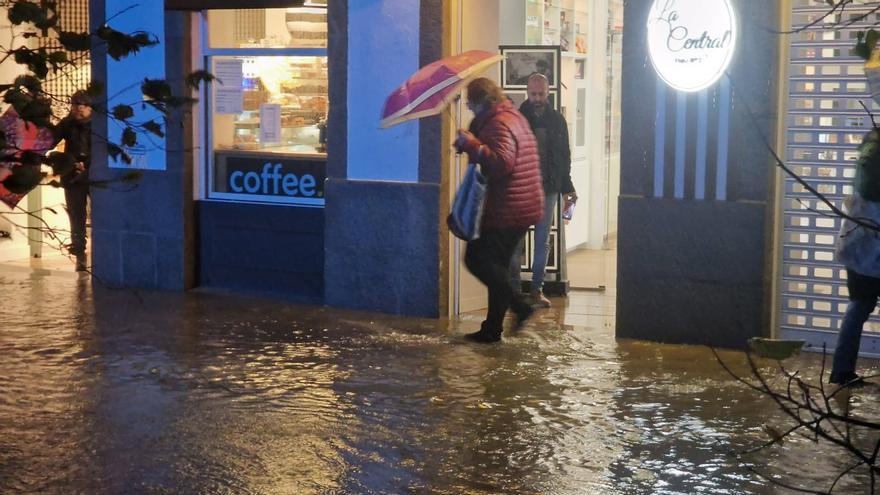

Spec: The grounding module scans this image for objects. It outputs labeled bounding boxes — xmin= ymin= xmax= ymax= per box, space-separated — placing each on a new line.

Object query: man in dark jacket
xmin=53 ymin=91 xmax=92 ymax=271
xmin=510 ymin=73 xmax=577 ymax=307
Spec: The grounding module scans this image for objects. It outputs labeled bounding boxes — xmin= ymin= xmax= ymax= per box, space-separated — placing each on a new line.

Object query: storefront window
xmin=210 ymin=55 xmax=327 ymax=154
xmin=204 ymin=7 xmax=328 ymax=206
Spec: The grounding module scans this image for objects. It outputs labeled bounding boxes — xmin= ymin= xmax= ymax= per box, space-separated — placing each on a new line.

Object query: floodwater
xmin=1 ymin=267 xmax=879 ymax=494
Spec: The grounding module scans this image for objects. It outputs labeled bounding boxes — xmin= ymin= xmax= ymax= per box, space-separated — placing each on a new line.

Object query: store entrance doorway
xmin=449 ymin=0 xmax=623 ymax=316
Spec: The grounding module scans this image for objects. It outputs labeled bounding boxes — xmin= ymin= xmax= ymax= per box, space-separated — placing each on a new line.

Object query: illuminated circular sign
xmin=647 ymin=0 xmax=737 ymax=92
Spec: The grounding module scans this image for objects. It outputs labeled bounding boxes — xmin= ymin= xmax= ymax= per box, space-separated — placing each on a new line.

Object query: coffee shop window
xmin=209 ymin=54 xmax=328 ymax=155
xmin=202 ymin=6 xmax=328 ymax=205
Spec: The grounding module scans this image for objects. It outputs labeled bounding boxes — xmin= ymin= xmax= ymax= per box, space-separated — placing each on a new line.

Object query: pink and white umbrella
xmin=380 ymin=50 xmax=503 ymax=129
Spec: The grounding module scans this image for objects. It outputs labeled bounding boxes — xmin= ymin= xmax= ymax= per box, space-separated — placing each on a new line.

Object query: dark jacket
xmin=518 ymin=101 xmax=574 ymax=195
xmin=458 ymin=99 xmax=544 ymax=229
xmin=52 ymin=115 xmax=91 ymax=185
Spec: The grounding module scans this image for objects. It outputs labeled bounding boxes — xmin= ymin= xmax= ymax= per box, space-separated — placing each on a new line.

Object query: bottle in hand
xmin=562 ymin=196 xmax=576 ymax=222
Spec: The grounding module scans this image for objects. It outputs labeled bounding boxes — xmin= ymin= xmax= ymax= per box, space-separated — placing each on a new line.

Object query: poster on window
xmin=259 ymin=104 xmax=282 ymax=144
xmin=214 ymin=59 xmax=244 ymax=115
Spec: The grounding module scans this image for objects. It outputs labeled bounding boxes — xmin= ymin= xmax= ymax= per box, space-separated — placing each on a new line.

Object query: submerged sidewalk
xmin=0 ymin=266 xmax=877 ymax=494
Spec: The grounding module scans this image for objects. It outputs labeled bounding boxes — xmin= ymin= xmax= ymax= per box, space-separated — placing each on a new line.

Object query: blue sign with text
xmin=213 ymin=153 xmax=325 ymax=206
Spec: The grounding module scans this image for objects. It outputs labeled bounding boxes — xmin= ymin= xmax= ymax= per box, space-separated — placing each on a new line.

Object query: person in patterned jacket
xmin=454 ymin=77 xmax=544 ymax=343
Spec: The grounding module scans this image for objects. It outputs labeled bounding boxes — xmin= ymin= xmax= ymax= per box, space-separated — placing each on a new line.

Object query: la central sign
xmin=647 ymin=0 xmax=737 ymax=92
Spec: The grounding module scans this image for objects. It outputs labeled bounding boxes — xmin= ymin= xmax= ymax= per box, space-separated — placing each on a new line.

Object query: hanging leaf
xmin=107 ymin=143 xmax=132 ymax=164
xmin=45 ymin=151 xmax=76 ymax=177
xmin=97 ymin=26 xmax=158 ymax=61
xmin=112 ymin=104 xmax=134 ymax=121
xmin=48 ymin=51 xmax=67 ymax=66
xmin=13 ymin=47 xmax=49 ymax=79
xmin=185 ymin=70 xmax=218 ymax=90
xmin=142 ymin=120 xmax=165 ymax=138
xmin=13 ymin=74 xmax=42 ymax=94
xmin=58 ymin=31 xmax=91 ymax=52
xmin=141 ymin=78 xmax=172 ymax=102
xmin=18 ymin=151 xmax=43 ymax=167
xmin=8 ymin=1 xmax=45 ymax=26
xmin=5 ymin=89 xmax=52 ymax=128
xmin=86 ymin=80 xmax=105 ymax=99
xmin=121 ymin=127 xmax=137 ymax=147
xmin=1 ymin=164 xmax=42 ymax=194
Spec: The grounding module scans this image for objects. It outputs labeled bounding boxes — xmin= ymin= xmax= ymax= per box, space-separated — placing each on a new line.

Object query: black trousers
xmin=465 ymin=227 xmax=530 ymax=331
xmin=64 ymin=181 xmax=89 ymax=257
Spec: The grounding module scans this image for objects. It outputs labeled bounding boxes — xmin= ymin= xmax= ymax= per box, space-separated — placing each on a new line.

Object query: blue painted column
xmin=324 ymin=0 xmax=443 ymax=317
xmin=89 ymin=1 xmax=194 ymax=290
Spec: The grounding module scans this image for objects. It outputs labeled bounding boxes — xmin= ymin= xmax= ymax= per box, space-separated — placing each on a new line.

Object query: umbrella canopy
xmin=380 ymin=50 xmax=503 ymax=129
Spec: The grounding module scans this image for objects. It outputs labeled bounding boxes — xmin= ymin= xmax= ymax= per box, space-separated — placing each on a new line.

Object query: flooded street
xmin=1 ymin=267 xmax=878 ymax=494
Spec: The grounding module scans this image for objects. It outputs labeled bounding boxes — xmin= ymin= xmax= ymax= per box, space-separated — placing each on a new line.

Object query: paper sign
xmin=215 ymin=59 xmax=244 ymax=114
xmin=216 ymin=90 xmax=243 ymax=115
xmin=260 ymin=104 xmax=282 ymax=144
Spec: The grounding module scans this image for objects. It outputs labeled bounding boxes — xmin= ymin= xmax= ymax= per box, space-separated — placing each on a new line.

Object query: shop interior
xmin=453 ymin=0 xmax=623 ymax=314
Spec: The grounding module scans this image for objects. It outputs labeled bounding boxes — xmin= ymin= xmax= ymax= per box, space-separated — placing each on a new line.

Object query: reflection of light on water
xmin=1 ymin=279 xmax=877 ymax=494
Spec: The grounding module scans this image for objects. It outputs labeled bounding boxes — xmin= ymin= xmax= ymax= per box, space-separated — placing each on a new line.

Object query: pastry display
xmin=225 ymin=56 xmax=328 ymax=154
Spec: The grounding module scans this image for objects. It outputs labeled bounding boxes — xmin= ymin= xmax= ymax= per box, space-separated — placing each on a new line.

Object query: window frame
xmin=200 ymin=9 xmax=328 ymax=207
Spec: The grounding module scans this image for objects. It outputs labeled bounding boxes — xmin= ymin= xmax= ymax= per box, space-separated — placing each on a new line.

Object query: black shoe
xmin=830 ymin=374 xmax=866 ymax=388
xmin=464 ymin=323 xmax=502 ymax=343
xmin=512 ymin=304 xmax=534 ymax=330
xmin=464 ymin=330 xmax=501 ymax=343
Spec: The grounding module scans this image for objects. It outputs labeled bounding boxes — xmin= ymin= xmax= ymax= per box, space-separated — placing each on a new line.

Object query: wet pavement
xmin=1 ymin=267 xmax=879 ymax=494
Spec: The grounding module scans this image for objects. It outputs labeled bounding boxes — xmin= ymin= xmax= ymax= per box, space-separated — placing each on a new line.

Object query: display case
xmin=211 ymin=55 xmax=328 ymax=155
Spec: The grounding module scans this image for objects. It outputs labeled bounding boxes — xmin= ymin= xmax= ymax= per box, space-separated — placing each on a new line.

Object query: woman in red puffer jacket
xmin=454 ymin=77 xmax=544 ymax=343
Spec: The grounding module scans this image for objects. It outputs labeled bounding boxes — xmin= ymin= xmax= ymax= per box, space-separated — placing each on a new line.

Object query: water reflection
xmin=0 ymin=270 xmax=877 ymax=494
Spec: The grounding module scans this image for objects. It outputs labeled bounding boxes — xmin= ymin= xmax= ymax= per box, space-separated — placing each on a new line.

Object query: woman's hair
xmin=466 ymin=77 xmax=505 ymax=109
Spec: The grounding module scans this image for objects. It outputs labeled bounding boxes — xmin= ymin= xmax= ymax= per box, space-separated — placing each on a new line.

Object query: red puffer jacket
xmin=459 ymin=100 xmax=544 ymax=229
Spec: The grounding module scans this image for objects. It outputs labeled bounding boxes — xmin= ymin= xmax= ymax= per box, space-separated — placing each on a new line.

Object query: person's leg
xmin=465 ymin=231 xmax=505 ymax=335
xmin=530 ymin=193 xmax=558 ymax=304
xmin=831 ymin=270 xmax=880 ymax=383
xmin=509 ymin=236 xmax=525 ymax=294
xmin=64 ymin=182 xmax=88 ymax=269
xmin=505 ymin=230 xmax=533 ymax=324
xmin=465 ymin=228 xmax=528 ymax=341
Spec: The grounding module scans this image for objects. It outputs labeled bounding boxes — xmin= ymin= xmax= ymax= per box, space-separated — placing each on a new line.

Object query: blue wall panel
xmin=199 ymin=202 xmax=324 ymax=305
